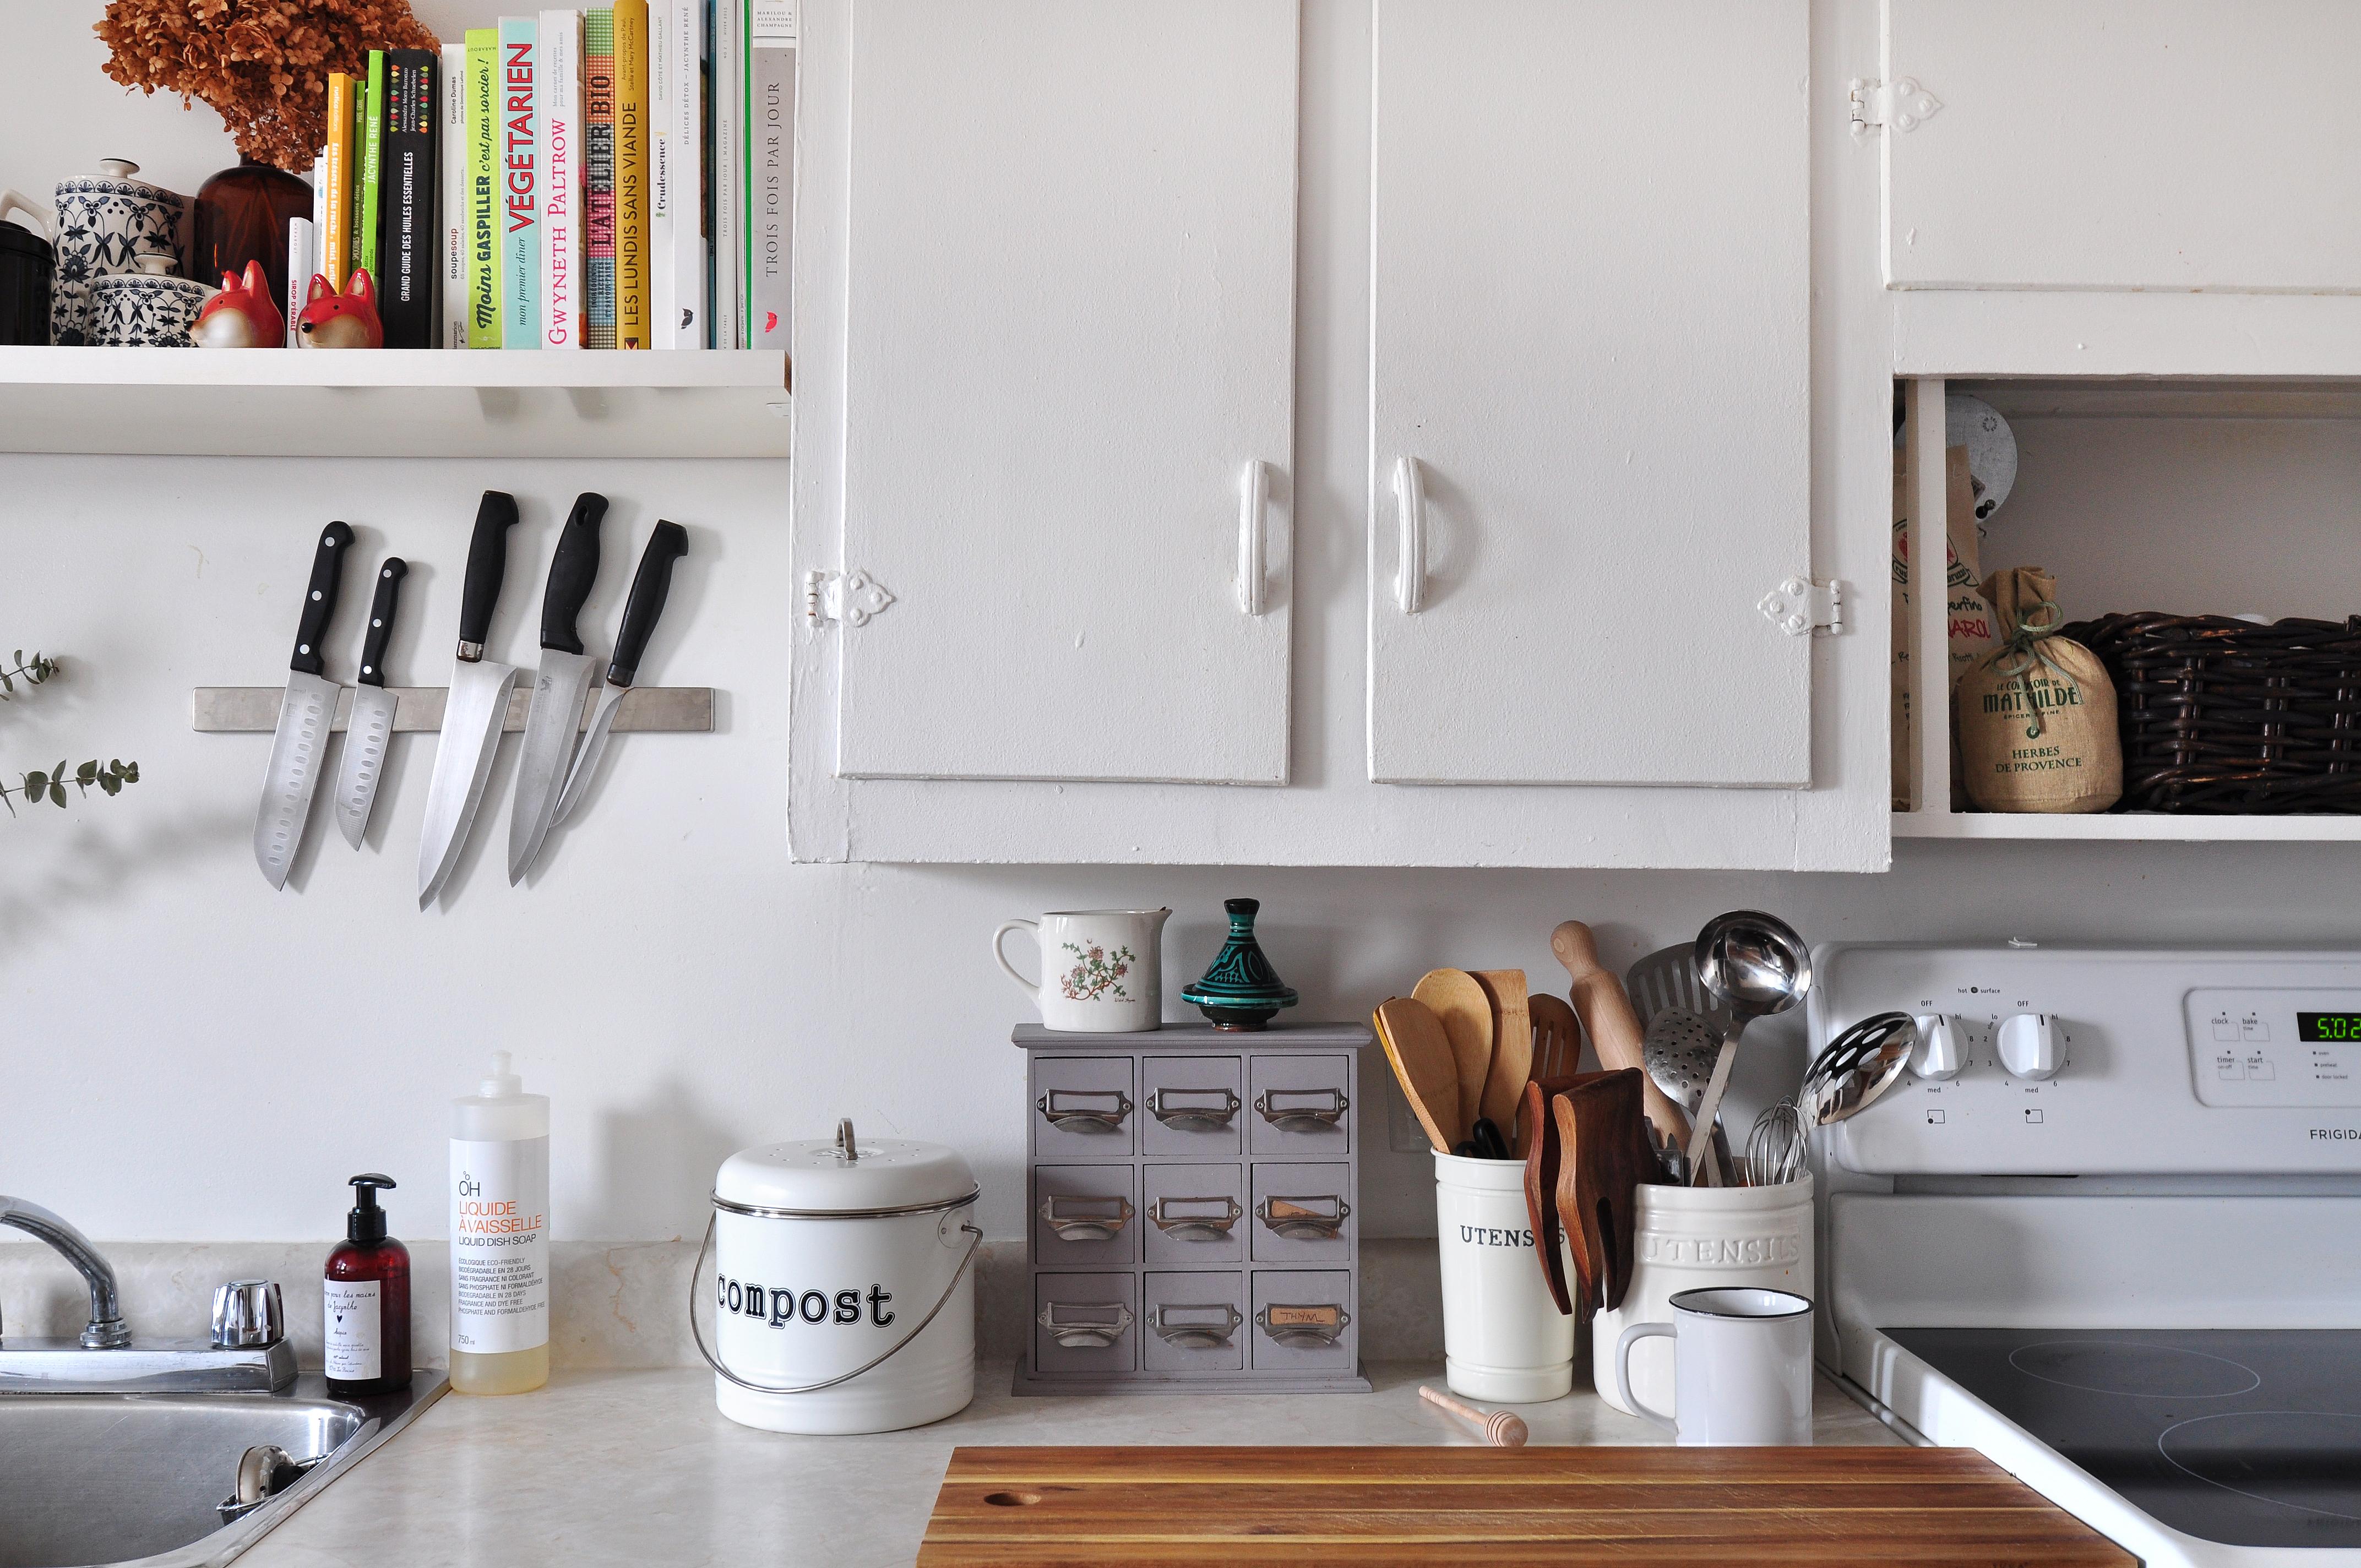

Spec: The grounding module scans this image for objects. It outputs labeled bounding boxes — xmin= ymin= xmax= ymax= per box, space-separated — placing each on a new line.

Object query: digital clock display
xmin=2298 ymin=1013 xmax=2361 ymax=1043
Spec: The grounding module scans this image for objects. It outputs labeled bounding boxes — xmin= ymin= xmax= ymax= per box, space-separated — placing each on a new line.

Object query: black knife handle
xmin=290 ymin=521 xmax=356 ymax=677
xmin=457 ymin=491 xmax=520 ymax=654
xmin=540 ymin=492 xmax=610 ymax=655
xmin=357 ymin=558 xmax=409 ymax=687
xmin=608 ymin=521 xmax=688 ymax=687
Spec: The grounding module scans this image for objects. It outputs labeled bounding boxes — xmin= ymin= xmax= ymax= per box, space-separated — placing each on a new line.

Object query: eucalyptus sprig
xmin=3 ymin=649 xmax=140 ymax=816
xmin=2 ymin=649 xmax=59 ymax=696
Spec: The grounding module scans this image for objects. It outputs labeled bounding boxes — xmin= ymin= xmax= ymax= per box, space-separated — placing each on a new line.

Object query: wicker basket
xmin=2059 ymin=613 xmax=2361 ymax=814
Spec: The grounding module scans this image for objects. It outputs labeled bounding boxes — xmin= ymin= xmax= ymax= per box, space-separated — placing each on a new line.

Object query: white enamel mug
xmin=1614 ymin=1286 xmax=1814 ymax=1446
xmin=993 ymin=909 xmax=1170 ymax=1032
xmin=1434 ymin=1152 xmax=1575 ymax=1403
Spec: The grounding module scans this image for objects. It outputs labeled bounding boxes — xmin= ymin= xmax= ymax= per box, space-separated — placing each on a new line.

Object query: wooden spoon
xmin=1373 ymin=997 xmax=1460 ymax=1155
xmin=1528 ymin=993 xmax=1582 ymax=1081
xmin=1412 ymin=969 xmax=1492 ymax=1147
xmin=1521 ymin=1072 xmax=1606 ymax=1317
xmin=1473 ymin=970 xmax=1533 ymax=1152
xmin=1550 ymin=921 xmax=1693 ymax=1153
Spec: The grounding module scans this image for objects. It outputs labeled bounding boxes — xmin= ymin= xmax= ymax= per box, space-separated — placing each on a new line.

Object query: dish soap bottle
xmin=449 ymin=1051 xmax=550 ymax=1395
xmin=325 ymin=1173 xmax=411 ymax=1395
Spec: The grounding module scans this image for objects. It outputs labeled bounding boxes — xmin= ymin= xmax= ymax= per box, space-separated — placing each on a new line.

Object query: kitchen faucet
xmin=0 ymin=1195 xmax=130 ymax=1347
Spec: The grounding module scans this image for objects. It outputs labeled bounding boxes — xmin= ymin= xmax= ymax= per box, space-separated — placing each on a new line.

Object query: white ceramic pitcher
xmin=993 ymin=909 xmax=1170 ymax=1032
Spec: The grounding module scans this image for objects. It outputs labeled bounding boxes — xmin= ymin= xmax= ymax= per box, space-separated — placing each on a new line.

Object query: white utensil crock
xmin=699 ymin=1121 xmax=980 ymax=1435
xmin=1592 ymin=1175 xmax=1812 ymax=1418
xmin=1614 ymin=1286 xmax=1814 ymax=1446
xmin=994 ymin=908 xmax=1170 ymax=1032
xmin=1434 ymin=1151 xmax=1575 ymax=1403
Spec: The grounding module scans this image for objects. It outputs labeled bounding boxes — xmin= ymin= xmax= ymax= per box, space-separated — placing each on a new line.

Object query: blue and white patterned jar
xmin=51 ymin=158 xmax=187 ymax=345
xmin=87 ymin=255 xmax=214 ymax=348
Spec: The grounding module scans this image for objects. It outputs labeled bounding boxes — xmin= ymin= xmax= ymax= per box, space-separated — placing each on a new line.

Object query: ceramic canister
xmin=1592 ymin=1175 xmax=1813 ymax=1418
xmin=51 ymin=159 xmax=187 ymax=345
xmin=1434 ymin=1151 xmax=1575 ymax=1403
xmin=706 ymin=1125 xmax=979 ymax=1435
xmin=993 ymin=908 xmax=1171 ymax=1032
xmin=87 ymin=256 xmax=213 ymax=347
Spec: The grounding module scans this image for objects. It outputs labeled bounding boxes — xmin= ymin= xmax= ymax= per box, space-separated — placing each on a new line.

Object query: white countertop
xmin=241 ymin=1360 xmax=1904 ymax=1567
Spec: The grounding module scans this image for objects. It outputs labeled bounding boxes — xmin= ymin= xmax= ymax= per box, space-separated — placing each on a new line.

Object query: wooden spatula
xmin=1520 ymin=1072 xmax=1606 ymax=1317
xmin=1373 ymin=997 xmax=1461 ymax=1155
xmin=1412 ymin=969 xmax=1492 ymax=1147
xmin=1551 ymin=922 xmax=1693 ymax=1153
xmin=1528 ymin=993 xmax=1582 ymax=1080
xmin=1553 ymin=1068 xmax=1663 ymax=1315
xmin=1473 ymin=970 xmax=1533 ymax=1152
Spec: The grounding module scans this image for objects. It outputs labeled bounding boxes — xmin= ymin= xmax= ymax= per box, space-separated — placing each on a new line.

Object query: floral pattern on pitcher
xmin=1059 ymin=943 xmax=1136 ymax=1003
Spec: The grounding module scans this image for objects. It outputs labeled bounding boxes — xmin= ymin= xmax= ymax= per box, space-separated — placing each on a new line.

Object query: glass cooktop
xmin=1889 ymin=1329 xmax=2361 ymax=1550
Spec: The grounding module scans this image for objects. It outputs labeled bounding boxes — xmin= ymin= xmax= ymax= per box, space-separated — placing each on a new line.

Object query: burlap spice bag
xmin=1955 ymin=567 xmax=2122 ymax=813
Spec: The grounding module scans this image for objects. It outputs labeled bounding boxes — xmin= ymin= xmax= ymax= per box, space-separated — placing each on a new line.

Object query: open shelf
xmin=1895 ymin=812 xmax=2361 ymax=842
xmin=0 ymin=346 xmax=791 ymax=459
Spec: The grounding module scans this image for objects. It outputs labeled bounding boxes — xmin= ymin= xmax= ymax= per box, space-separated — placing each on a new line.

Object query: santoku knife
xmin=331 ymin=557 xmax=408 ymax=850
xmin=550 ymin=521 xmax=687 ymax=832
xmin=416 ymin=491 xmax=520 ymax=908
xmin=506 ymin=492 xmax=610 ymax=884
xmin=252 ymin=521 xmax=355 ymax=889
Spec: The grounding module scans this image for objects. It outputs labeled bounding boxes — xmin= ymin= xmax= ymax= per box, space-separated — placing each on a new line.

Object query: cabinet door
xmin=1885 ymin=1 xmax=2361 ymax=293
xmin=834 ymin=0 xmax=1298 ymax=784
xmin=1367 ymin=1 xmax=1811 ymax=787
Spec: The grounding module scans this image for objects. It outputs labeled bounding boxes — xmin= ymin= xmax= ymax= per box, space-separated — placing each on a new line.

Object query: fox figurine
xmin=294 ymin=269 xmax=384 ymax=349
xmin=191 ymin=260 xmax=286 ymax=349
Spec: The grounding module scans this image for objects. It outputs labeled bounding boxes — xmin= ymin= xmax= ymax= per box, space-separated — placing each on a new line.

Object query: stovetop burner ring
xmin=2158 ymin=1410 xmax=2361 ymax=1525
xmin=2007 ymin=1339 xmax=2262 ymax=1399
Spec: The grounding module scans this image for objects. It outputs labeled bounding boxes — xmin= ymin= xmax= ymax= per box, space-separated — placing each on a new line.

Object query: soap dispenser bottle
xmin=449 ymin=1050 xmax=550 ymax=1395
xmin=325 ymin=1174 xmax=412 ymax=1395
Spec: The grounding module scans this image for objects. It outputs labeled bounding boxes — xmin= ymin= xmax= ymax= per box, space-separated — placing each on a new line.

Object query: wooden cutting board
xmin=917 ymin=1446 xmax=2134 ymax=1566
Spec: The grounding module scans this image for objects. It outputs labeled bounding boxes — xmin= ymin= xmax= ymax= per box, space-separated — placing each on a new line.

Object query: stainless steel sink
xmin=0 ymin=1373 xmax=446 ymax=1568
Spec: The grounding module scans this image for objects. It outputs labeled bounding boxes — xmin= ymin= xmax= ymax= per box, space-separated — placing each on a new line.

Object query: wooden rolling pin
xmin=1550 ymin=920 xmax=1693 ymax=1152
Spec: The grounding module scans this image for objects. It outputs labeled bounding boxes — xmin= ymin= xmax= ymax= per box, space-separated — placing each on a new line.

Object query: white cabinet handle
xmin=1238 ymin=459 xmax=1271 ymax=617
xmin=1394 ymin=455 xmax=1427 ymax=614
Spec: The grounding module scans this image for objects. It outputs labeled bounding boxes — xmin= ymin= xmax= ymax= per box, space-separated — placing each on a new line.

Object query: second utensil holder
xmin=1592 ymin=1175 xmax=1814 ymax=1419
xmin=1434 ymin=1152 xmax=1575 ymax=1403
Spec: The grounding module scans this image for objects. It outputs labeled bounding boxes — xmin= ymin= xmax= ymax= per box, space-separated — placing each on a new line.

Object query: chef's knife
xmin=252 ymin=521 xmax=356 ymax=890
xmin=416 ymin=491 xmax=521 ymax=908
xmin=505 ymin=492 xmax=610 ymax=883
xmin=331 ymin=557 xmax=409 ymax=850
xmin=551 ymin=521 xmax=687 ymax=829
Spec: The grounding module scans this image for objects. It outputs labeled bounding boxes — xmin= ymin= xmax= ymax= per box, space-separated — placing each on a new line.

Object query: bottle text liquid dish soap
xmin=449 ymin=1051 xmax=550 ymax=1394
xmin=325 ymin=1173 xmax=411 ymax=1395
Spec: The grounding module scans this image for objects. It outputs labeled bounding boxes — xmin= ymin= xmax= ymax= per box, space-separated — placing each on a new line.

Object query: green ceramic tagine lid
xmin=1180 ymin=897 xmax=1298 ymax=1031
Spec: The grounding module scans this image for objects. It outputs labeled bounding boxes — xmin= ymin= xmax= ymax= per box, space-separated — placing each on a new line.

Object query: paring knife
xmin=550 ymin=521 xmax=687 ymax=831
xmin=252 ymin=521 xmax=356 ymax=890
xmin=505 ymin=492 xmax=610 ymax=884
xmin=331 ymin=557 xmax=409 ymax=850
xmin=416 ymin=491 xmax=521 ymax=909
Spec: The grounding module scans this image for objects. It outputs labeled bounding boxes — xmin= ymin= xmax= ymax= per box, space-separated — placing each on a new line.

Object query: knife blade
xmin=551 ymin=521 xmax=688 ymax=828
xmin=252 ymin=521 xmax=356 ymax=889
xmin=507 ymin=492 xmax=610 ymax=883
xmin=417 ymin=491 xmax=521 ymax=909
xmin=331 ymin=557 xmax=409 ymax=850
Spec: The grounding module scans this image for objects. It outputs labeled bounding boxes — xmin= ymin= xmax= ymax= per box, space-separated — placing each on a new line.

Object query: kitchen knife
xmin=416 ymin=491 xmax=521 ymax=909
xmin=331 ymin=557 xmax=409 ymax=850
xmin=550 ymin=521 xmax=686 ymax=828
xmin=252 ymin=521 xmax=356 ymax=890
xmin=505 ymin=492 xmax=610 ymax=883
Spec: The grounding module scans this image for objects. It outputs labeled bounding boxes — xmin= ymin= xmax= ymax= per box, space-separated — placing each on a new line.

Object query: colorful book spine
xmin=749 ymin=0 xmax=793 ymax=352
xmin=285 ymin=216 xmax=315 ymax=347
xmin=614 ymin=0 xmax=650 ymax=349
xmin=439 ymin=43 xmax=469 ymax=347
xmin=651 ymin=0 xmax=704 ymax=346
xmin=323 ymin=72 xmax=354 ymax=287
xmin=539 ymin=10 xmax=584 ymax=347
xmin=499 ymin=17 xmax=541 ymax=348
xmin=466 ymin=29 xmax=501 ymax=347
xmin=383 ymin=50 xmax=437 ymax=349
xmin=584 ymin=9 xmax=617 ymax=349
xmin=358 ymin=51 xmax=386 ymax=281
xmin=710 ymin=0 xmax=738 ymax=348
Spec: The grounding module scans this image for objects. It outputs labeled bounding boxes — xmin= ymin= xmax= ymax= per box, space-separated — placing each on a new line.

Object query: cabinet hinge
xmin=803 ymin=568 xmax=896 ymax=628
xmin=1849 ymin=77 xmax=1943 ymax=139
xmin=1759 ymin=577 xmax=1846 ymax=637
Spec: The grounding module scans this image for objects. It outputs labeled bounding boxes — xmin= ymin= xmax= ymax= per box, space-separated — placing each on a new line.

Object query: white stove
xmin=1813 ymin=943 xmax=2361 ymax=1567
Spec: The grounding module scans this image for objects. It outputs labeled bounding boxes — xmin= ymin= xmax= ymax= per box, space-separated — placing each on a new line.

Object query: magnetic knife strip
xmin=192 ymin=687 xmax=712 ymax=733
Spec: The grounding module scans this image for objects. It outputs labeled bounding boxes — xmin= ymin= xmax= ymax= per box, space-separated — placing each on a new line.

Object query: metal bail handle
xmin=836 ymin=1118 xmax=858 ymax=1163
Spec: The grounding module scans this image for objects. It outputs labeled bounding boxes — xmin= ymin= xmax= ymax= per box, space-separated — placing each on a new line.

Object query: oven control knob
xmin=1911 ymin=1015 xmax=1963 ymax=1080
xmin=1996 ymin=1012 xmax=2061 ymax=1080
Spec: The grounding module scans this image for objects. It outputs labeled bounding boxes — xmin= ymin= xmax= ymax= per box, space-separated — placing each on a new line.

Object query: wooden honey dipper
xmin=1419 ymin=1385 xmax=1530 ymax=1447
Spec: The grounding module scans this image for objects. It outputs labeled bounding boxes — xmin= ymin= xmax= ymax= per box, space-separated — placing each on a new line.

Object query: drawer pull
xmin=1255 ymin=1194 xmax=1349 ymax=1242
xmin=1039 ymin=1194 xmax=1135 ymax=1243
xmin=1149 ymin=1087 xmax=1241 ymax=1131
xmin=1153 ymin=1302 xmax=1244 ymax=1350
xmin=1256 ymin=1301 xmax=1350 ymax=1349
xmin=1038 ymin=1300 xmax=1133 ymax=1349
xmin=1147 ymin=1195 xmax=1244 ymax=1241
xmin=1037 ymin=1088 xmax=1131 ymax=1134
xmin=1255 ymin=1087 xmax=1347 ymax=1131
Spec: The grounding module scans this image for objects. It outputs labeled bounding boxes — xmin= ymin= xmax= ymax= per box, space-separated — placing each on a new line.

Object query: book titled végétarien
xmin=499 ymin=16 xmax=541 ymax=349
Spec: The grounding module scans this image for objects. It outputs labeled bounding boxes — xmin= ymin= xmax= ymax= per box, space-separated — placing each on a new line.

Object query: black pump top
xmin=347 ymin=1173 xmax=396 ymax=1243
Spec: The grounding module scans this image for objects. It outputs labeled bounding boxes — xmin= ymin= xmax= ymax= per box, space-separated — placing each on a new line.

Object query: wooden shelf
xmin=0 ymin=346 xmax=791 ymax=459
xmin=1895 ymin=811 xmax=2361 ymax=842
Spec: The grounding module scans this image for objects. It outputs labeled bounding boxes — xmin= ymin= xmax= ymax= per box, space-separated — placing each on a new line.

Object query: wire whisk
xmin=1744 ymin=1097 xmax=1809 ymax=1187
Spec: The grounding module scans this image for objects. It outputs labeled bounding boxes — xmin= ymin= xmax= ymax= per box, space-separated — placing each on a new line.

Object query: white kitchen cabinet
xmin=1881 ymin=0 xmax=2361 ymax=293
xmin=1367 ymin=0 xmax=1812 ymax=786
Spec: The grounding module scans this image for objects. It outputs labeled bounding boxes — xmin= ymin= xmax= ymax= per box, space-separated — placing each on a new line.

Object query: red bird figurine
xmin=192 ymin=260 xmax=286 ymax=349
xmin=295 ymin=269 xmax=384 ymax=349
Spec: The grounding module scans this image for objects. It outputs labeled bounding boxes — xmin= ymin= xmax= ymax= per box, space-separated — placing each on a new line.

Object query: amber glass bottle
xmin=325 ymin=1174 xmax=412 ymax=1395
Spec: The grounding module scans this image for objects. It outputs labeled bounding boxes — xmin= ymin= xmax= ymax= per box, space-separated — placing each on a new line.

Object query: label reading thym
xmin=324 ymin=1279 xmax=382 ymax=1380
xmin=450 ymin=1136 xmax=550 ymax=1354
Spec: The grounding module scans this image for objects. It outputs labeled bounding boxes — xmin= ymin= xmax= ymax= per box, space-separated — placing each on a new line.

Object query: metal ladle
xmin=1687 ymin=911 xmax=1813 ymax=1186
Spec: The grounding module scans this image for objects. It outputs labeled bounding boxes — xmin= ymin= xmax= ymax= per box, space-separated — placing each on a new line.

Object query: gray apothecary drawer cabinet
xmin=1013 ymin=1021 xmax=1372 ymax=1395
